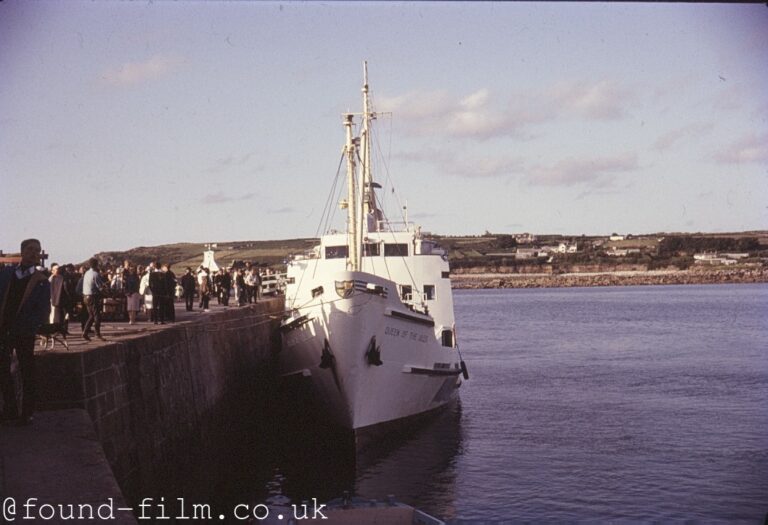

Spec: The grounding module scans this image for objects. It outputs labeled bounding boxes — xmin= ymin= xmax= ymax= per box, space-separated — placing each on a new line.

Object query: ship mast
xmin=344 ymin=62 xmax=381 ymax=272
xmin=343 ymin=112 xmax=360 ymax=271
xmin=361 ymin=62 xmax=372 ymax=229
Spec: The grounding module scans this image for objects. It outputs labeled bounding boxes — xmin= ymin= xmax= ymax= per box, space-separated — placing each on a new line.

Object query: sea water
xmin=239 ymin=284 xmax=767 ymax=523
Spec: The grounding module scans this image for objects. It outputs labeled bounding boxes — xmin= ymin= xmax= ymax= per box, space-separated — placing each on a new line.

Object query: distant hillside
xmin=93 ymin=231 xmax=768 ymax=272
xmin=95 ymin=239 xmax=317 ymax=270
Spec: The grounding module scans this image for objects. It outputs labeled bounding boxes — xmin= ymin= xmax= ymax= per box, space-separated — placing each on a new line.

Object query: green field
xmin=91 ymin=231 xmax=767 ymax=272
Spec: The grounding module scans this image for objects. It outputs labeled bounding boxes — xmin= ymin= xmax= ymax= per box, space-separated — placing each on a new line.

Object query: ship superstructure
xmin=279 ymin=63 xmax=466 ymax=445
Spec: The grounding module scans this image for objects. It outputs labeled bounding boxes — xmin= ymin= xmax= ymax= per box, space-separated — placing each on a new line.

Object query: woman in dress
xmin=124 ymin=265 xmax=141 ymax=325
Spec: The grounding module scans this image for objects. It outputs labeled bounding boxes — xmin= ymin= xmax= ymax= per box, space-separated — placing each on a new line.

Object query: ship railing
xmin=400 ymin=294 xmax=430 ymax=316
xmin=376 ymin=219 xmax=415 ymax=232
xmin=289 ymin=250 xmax=320 ymax=261
xmin=260 ymin=272 xmax=290 ymax=296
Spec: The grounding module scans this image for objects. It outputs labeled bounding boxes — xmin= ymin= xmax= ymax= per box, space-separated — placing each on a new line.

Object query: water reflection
xmin=256 ymin=396 xmax=464 ymax=521
xmin=354 ymin=400 xmax=464 ymax=520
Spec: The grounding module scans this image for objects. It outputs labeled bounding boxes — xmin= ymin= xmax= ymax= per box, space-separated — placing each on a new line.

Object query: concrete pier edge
xmin=0 ymin=298 xmax=284 ymax=523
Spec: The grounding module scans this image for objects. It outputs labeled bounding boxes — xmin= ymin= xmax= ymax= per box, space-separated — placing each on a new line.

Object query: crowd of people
xmin=1 ymin=237 xmax=284 ymax=426
xmin=51 ymin=260 xmax=280 ymax=334
xmin=2 ymin=256 xmax=282 ymax=342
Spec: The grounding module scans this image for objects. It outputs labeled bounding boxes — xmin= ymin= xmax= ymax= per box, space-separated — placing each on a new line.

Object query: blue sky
xmin=1 ymin=1 xmax=766 ymax=264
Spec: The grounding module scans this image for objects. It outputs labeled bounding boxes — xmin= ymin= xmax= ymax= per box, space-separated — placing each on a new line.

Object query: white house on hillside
xmin=515 ymin=248 xmax=539 ymax=259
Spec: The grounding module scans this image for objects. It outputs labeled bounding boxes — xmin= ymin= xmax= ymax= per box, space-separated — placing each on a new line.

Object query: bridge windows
xmin=363 ymin=243 xmax=381 ymax=256
xmin=384 ymin=243 xmax=409 ymax=257
xmin=325 ymin=245 xmax=348 ymax=259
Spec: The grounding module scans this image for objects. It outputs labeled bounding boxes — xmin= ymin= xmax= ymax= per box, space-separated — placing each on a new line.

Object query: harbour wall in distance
xmin=34 ymin=299 xmax=285 ymax=507
xmin=451 ymin=267 xmax=768 ymax=289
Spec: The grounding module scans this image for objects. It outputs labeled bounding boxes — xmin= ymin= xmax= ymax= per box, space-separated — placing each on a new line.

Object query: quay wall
xmin=34 ymin=299 xmax=284 ymax=505
xmin=451 ymin=268 xmax=768 ymax=289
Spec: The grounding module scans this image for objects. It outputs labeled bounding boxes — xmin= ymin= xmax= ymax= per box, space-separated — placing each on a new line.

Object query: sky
xmin=1 ymin=1 xmax=766 ymax=264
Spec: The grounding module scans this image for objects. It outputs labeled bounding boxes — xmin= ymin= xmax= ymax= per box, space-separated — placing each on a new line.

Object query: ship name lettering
xmin=385 ymin=326 xmax=400 ymax=337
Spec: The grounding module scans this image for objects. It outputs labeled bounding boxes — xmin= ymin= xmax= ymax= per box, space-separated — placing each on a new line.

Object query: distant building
xmin=694 ymin=253 xmax=737 ymax=266
xmin=515 ymin=248 xmax=539 ymax=259
xmin=609 ymin=234 xmax=625 ymax=241
xmin=0 ymin=250 xmax=21 ymax=265
xmin=514 ymin=233 xmax=537 ymax=244
xmin=607 ymin=248 xmax=641 ymax=257
xmin=558 ymin=242 xmax=578 ymax=254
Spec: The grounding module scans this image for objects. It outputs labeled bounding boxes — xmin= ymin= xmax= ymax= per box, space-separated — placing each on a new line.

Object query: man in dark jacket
xmin=219 ymin=268 xmax=232 ymax=307
xmin=149 ymin=261 xmax=167 ymax=324
xmin=162 ymin=264 xmax=177 ymax=322
xmin=180 ymin=267 xmax=196 ymax=312
xmin=0 ymin=238 xmax=51 ymax=425
xmin=81 ymin=258 xmax=107 ymax=341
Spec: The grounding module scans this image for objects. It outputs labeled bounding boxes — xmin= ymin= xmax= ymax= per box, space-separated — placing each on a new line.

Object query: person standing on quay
xmin=48 ymin=263 xmax=67 ymax=324
xmin=62 ymin=264 xmax=79 ymax=329
xmin=213 ymin=270 xmax=223 ymax=305
xmin=236 ymin=268 xmax=247 ymax=306
xmin=180 ymin=267 xmax=196 ymax=312
xmin=124 ymin=265 xmax=141 ymax=325
xmin=219 ymin=268 xmax=232 ymax=307
xmin=149 ymin=262 xmax=167 ymax=324
xmin=197 ymin=266 xmax=211 ymax=311
xmin=75 ymin=265 xmax=88 ymax=331
xmin=245 ymin=267 xmax=260 ymax=303
xmin=0 ymin=238 xmax=51 ymax=425
xmin=162 ymin=264 xmax=177 ymax=323
xmin=81 ymin=258 xmax=107 ymax=341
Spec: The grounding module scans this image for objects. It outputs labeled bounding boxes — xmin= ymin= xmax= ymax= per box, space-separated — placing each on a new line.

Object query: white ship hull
xmin=278 ymin=63 xmax=466 ymax=448
xmin=280 ymin=270 xmax=461 ymax=441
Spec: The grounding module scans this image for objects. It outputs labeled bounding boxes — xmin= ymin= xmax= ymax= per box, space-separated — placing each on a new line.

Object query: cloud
xmin=395 ymin=147 xmax=523 ymax=178
xmin=445 ymin=155 xmax=524 ymax=178
xmin=204 ymin=152 xmax=256 ymax=174
xmin=552 ymin=80 xmax=631 ymax=120
xmin=380 ymin=88 xmax=533 ymax=140
xmin=102 ymin=54 xmax=182 ymax=86
xmin=714 ymin=132 xmax=768 ymax=164
xmin=653 ymin=122 xmax=714 ymax=151
xmin=409 ymin=212 xmax=440 ymax=219
xmin=378 ymin=79 xmax=632 ymax=141
xmin=711 ymin=84 xmax=748 ymax=113
xmin=379 ymin=89 xmax=511 ymax=139
xmin=527 ymin=153 xmax=639 ymax=187
xmin=201 ymin=192 xmax=257 ymax=204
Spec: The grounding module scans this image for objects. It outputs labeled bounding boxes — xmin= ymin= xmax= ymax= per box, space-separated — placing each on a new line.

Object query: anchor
xmin=365 ymin=335 xmax=383 ymax=366
xmin=319 ymin=338 xmax=342 ymax=391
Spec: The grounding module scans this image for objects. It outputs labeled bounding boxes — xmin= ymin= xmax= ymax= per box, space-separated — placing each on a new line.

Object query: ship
xmin=279 ymin=62 xmax=468 ymax=450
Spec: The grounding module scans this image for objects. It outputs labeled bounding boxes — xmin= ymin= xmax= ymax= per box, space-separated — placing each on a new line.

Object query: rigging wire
xmin=290 ymin=151 xmax=345 ymax=309
xmin=287 ymin=92 xmax=427 ymax=316
xmin=371 ymin=118 xmax=409 ymax=226
xmin=373 ymin=189 xmax=422 ymax=301
xmin=360 ymin=104 xmax=422 ymax=303
xmin=315 ymin=151 xmax=346 ymax=239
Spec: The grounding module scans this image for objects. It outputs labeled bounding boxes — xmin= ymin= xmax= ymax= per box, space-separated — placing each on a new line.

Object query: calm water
xmin=241 ymin=284 xmax=768 ymax=523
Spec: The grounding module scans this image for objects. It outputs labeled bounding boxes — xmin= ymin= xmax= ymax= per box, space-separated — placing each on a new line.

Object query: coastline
xmin=450 ymin=268 xmax=768 ymax=289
